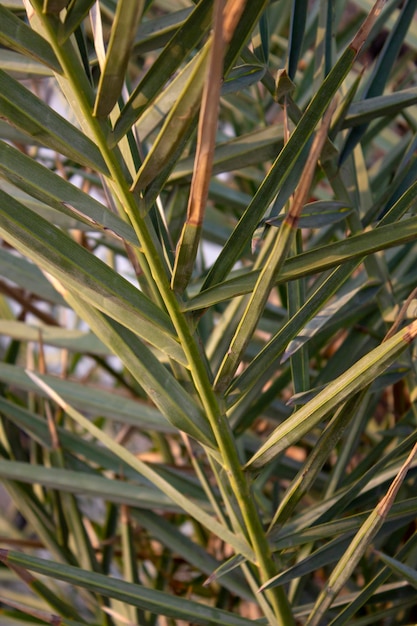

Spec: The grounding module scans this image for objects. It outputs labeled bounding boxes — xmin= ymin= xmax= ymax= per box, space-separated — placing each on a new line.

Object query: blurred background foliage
xmin=1 ymin=0 xmax=417 ymax=624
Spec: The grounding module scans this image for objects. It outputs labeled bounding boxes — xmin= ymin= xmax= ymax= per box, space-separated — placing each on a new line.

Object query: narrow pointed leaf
xmin=0 ymin=190 xmax=188 ymax=366
xmin=0 ymin=597 xmax=87 ymax=626
xmin=221 ymin=63 xmax=266 ymax=95
xmin=132 ymin=7 xmax=193 ymax=55
xmin=112 ymin=0 xmax=213 ymax=142
xmin=25 ymin=373 xmax=253 ymax=560
xmin=246 ymin=320 xmax=417 ymax=469
xmin=342 ymin=87 xmax=417 ymax=128
xmin=0 ymin=460 xmax=183 ymax=513
xmin=330 ymin=532 xmax=417 ymax=626
xmin=170 ymin=125 xmax=284 ymax=182
xmin=0 ymin=246 xmax=64 ymax=305
xmin=0 ymin=4 xmax=61 ymax=72
xmin=0 ymin=395 xmax=176 ymax=486
xmin=22 ymin=0 xmax=101 ymax=141
xmin=340 ymin=0 xmax=416 ymax=163
xmin=186 ymin=215 xmax=417 ymax=311
xmin=94 ymin=0 xmax=145 ymax=118
xmin=281 ymin=283 xmax=367 ymax=363
xmin=0 ymin=393 xmax=211 ymax=504
xmin=213 ymin=101 xmax=335 ymax=391
xmin=0 ymin=363 xmax=173 ymax=433
xmin=56 ymin=296 xmax=215 ymax=447
xmin=0 ymin=141 xmax=137 ymax=245
xmin=0 ymin=550 xmax=257 ymax=626
xmin=267 ymin=200 xmax=353 ymax=229
xmin=0 ymin=70 xmax=107 ymax=172
xmin=0 ymin=49 xmax=54 ymax=76
xmin=202 ymin=0 xmax=386 ymax=290
xmin=130 ymin=46 xmax=209 ymax=193
xmin=60 ymin=0 xmax=97 ymax=40
xmin=264 ymin=479 xmax=417 ymax=592
xmin=288 ymin=0 xmax=308 ymax=79
xmin=303 ymin=442 xmax=417 ymax=626
xmin=376 ymin=551 xmax=417 ymax=590
xmin=172 ymin=0 xmax=229 ymax=293
xmin=0 ymin=320 xmax=108 ymax=355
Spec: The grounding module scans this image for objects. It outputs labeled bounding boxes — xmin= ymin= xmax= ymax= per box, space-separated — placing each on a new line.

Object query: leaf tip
xmin=404 ymin=319 xmax=417 ymax=343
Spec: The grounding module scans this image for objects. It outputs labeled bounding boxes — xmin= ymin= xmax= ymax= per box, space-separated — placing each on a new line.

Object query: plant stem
xmin=28 ymin=7 xmax=293 ymax=624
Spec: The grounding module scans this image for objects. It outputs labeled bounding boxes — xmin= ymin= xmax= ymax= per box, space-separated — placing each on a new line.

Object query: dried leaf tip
xmin=403 ymin=319 xmax=417 ymax=343
xmin=350 ymin=0 xmax=388 ymax=54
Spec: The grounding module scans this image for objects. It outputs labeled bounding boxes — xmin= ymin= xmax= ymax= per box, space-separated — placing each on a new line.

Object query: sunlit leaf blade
xmin=265 ymin=499 xmax=417 ymax=588
xmin=268 ymin=535 xmax=355 ymax=588
xmin=0 ymin=70 xmax=107 ymax=172
xmin=130 ymin=46 xmax=209 ymax=193
xmin=0 ymin=4 xmax=61 ymax=72
xmin=126 ymin=2 xmax=271 ymax=149
xmin=0 ymin=49 xmax=54 ymax=76
xmin=57 ymin=296 xmax=215 ymax=447
xmin=112 ymin=0 xmax=213 ymax=143
xmin=287 ymin=364 xmax=409 ymax=405
xmin=59 ymin=0 xmax=96 ymax=40
xmin=213 ymin=101 xmax=335 ymax=392
xmin=0 ymin=550 xmax=257 ymax=626
xmin=22 ymin=0 xmax=101 ymax=141
xmin=0 ymin=320 xmax=107 ymax=355
xmin=1 ymin=0 xmax=417 ymax=623
xmin=25 ymin=373 xmax=252 ymax=559
xmin=227 ymin=276 xmax=382 ymax=422
xmin=93 ymin=0 xmax=145 ymax=118
xmin=0 ymin=394 xmax=175 ymax=479
xmin=204 ymin=554 xmax=246 ymax=587
xmin=264 ymin=466 xmax=417 ymax=592
xmin=268 ymin=391 xmax=370 ymax=531
xmin=185 ymin=215 xmax=417 ymax=311
xmin=0 ymin=141 xmax=137 ymax=245
xmin=0 ymin=363 xmax=175 ymax=433
xmin=0 ymin=394 xmax=209 ymax=504
xmin=222 ymin=0 xmax=270 ymax=72
xmin=0 ymin=190 xmax=188 ymax=366
xmin=128 ymin=51 xmax=198 ymax=144
xmin=296 ymin=427 xmax=417 ymax=541
xmin=0 ymin=460 xmax=182 ymax=513
xmin=278 ymin=216 xmax=417 ymax=281
xmin=246 ymin=320 xmax=417 ymax=469
xmin=303 ymin=442 xmax=417 ymax=626
xmin=270 ymin=496 xmax=417 ymax=551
